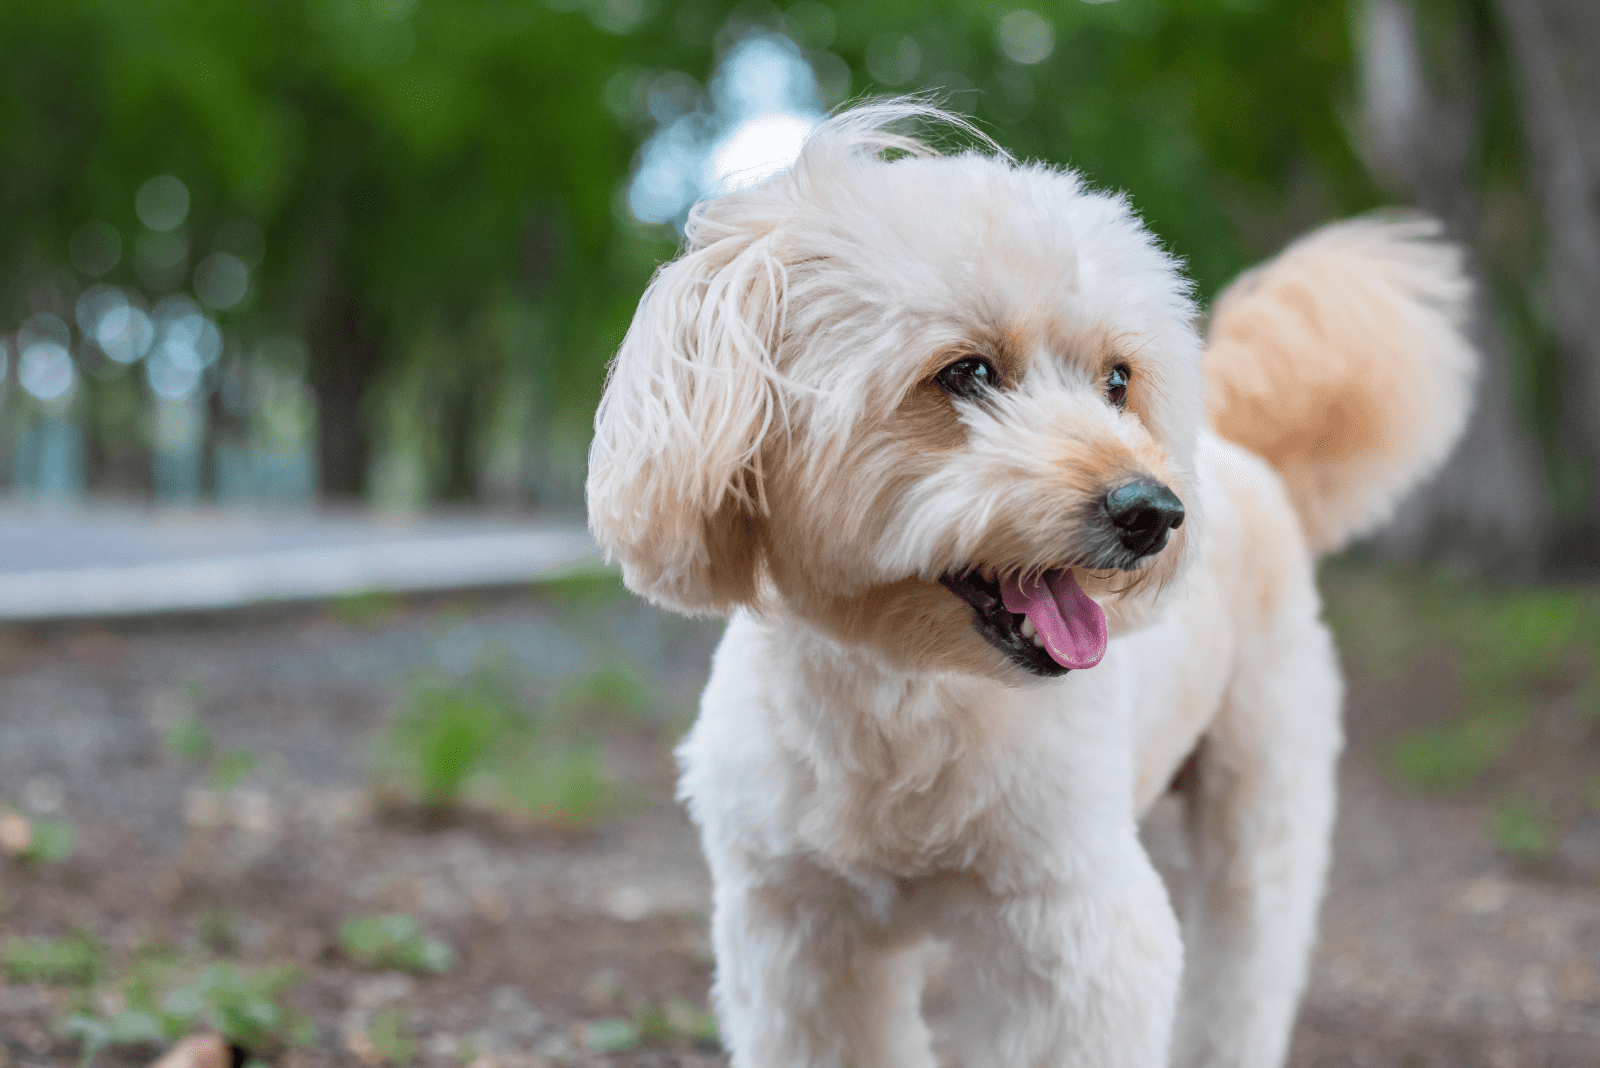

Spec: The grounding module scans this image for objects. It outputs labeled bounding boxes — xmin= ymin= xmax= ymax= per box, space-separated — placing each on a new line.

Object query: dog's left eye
xmin=935 ymin=356 xmax=999 ymax=400
xmin=1106 ymin=364 xmax=1130 ymax=409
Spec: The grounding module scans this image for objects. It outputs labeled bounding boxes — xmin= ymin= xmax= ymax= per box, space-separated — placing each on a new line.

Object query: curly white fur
xmin=587 ymin=101 xmax=1474 ymax=1068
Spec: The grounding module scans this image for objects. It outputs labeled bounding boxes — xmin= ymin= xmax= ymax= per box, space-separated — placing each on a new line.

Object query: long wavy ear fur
xmin=588 ymin=99 xmax=996 ymax=614
xmin=585 ymin=206 xmax=788 ymax=615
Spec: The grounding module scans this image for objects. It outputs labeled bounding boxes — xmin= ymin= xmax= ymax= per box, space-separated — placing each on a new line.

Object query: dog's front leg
xmin=708 ymin=866 xmax=935 ymax=1068
xmin=940 ymin=833 xmax=1183 ymax=1068
xmin=1169 ymin=616 xmax=1342 ymax=1068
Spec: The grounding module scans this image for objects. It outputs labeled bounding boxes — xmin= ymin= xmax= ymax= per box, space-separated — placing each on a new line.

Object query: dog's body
xmin=588 ymin=103 xmax=1475 ymax=1068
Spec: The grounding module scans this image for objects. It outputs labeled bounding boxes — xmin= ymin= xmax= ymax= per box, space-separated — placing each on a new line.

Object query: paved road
xmin=0 ymin=502 xmax=601 ymax=620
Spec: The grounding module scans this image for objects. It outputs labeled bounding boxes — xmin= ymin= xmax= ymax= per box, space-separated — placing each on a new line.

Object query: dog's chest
xmin=778 ymin=683 xmax=1052 ymax=879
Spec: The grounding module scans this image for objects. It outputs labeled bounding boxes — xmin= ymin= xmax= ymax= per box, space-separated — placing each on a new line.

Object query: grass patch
xmin=163 ymin=708 xmax=257 ymax=791
xmin=533 ymin=565 xmax=629 ymax=610
xmin=1490 ymin=794 xmax=1559 ymax=862
xmin=372 ymin=663 xmax=625 ymax=825
xmin=1325 ymin=567 xmax=1600 ymax=796
xmin=339 ymin=914 xmax=454 ymax=974
xmin=1385 ymin=703 xmax=1526 ymax=794
xmin=554 ymin=658 xmax=654 ymax=722
xmin=3 ymin=932 xmax=101 ymax=986
xmin=163 ymin=714 xmax=214 ymax=764
xmin=582 ymin=998 xmax=720 ymax=1054
xmin=365 ymin=1007 xmax=415 ymax=1065
xmin=1 ymin=809 xmax=79 ymax=864
xmin=65 ymin=960 xmax=315 ymax=1066
xmin=330 ymin=588 xmax=403 ymax=628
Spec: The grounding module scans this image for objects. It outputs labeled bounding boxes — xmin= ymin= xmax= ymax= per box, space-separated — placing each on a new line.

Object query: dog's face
xmin=589 ymin=108 xmax=1203 ymax=683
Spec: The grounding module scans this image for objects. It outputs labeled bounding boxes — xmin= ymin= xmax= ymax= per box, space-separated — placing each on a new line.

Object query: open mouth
xmin=940 ymin=567 xmax=1109 ymax=677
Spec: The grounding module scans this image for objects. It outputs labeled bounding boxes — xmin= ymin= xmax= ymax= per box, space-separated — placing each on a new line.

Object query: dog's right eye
xmin=934 ymin=356 xmax=999 ymax=400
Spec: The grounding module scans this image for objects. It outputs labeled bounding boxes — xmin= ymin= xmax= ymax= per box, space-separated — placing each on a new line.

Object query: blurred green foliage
xmin=19 ymin=816 xmax=79 ymax=865
xmin=584 ymin=996 xmax=721 ymax=1053
xmin=1489 ymin=793 xmax=1559 ymax=863
xmin=366 ymin=1007 xmax=416 ymax=1066
xmin=339 ymin=913 xmax=455 ymax=973
xmin=0 ymin=0 xmax=1390 ymax=505
xmin=163 ymin=714 xmax=215 ymax=764
xmin=1324 ymin=564 xmax=1600 ymax=855
xmin=49 ymin=937 xmax=315 ymax=1066
xmin=2 ymin=932 xmax=102 ymax=986
xmin=373 ymin=663 xmax=618 ymax=823
xmin=330 ymin=587 xmax=405 ymax=627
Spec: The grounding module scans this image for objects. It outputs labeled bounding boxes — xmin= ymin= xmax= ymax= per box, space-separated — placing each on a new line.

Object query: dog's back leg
xmin=1168 ymin=598 xmax=1343 ymax=1068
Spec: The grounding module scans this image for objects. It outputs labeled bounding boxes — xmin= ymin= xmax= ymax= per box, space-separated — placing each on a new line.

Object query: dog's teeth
xmin=1019 ymin=617 xmax=1036 ymax=639
xmin=1030 ymin=633 xmax=1044 ymax=648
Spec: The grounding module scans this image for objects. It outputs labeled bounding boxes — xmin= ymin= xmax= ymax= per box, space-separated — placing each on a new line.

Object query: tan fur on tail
xmin=1204 ymin=216 xmax=1477 ymax=554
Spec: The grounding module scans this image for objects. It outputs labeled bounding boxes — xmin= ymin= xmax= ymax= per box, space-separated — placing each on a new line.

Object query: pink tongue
xmin=999 ymin=570 xmax=1108 ymax=670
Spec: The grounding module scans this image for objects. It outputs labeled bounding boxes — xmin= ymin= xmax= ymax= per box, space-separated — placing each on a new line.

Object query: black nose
xmin=1104 ymin=479 xmax=1185 ymax=559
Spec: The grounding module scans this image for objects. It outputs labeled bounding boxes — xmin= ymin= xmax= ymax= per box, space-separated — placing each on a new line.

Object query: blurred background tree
xmin=0 ymin=0 xmax=1593 ymax=569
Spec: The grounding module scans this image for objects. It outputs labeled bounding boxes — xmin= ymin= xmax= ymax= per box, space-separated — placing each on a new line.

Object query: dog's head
xmin=588 ymin=102 xmax=1203 ymax=682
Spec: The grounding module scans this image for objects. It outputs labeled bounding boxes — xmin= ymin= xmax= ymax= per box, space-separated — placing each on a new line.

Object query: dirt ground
xmin=1 ymin=574 xmax=1597 ymax=1067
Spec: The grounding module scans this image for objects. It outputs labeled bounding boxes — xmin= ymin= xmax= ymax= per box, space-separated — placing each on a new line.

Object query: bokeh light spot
xmin=195 ymin=252 xmax=250 ymax=310
xmin=19 ymin=342 xmax=75 ymax=402
xmin=136 ymin=175 xmax=191 ymax=232
xmin=145 ymin=347 xmax=202 ymax=401
xmin=96 ymin=292 xmax=154 ymax=365
xmin=627 ymin=34 xmax=823 ymax=227
xmin=866 ymin=34 xmax=922 ymax=86
xmin=998 ymin=10 xmax=1055 ymax=65
xmin=76 ymin=285 xmax=127 ymax=339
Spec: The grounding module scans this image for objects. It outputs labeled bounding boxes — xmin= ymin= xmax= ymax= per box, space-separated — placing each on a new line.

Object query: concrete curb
xmin=0 ymin=522 xmax=603 ymax=621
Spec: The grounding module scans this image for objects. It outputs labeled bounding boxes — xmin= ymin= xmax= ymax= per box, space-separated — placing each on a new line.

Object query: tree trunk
xmin=1354 ymin=0 xmax=1552 ymax=570
xmin=1495 ymin=0 xmax=1600 ymax=564
xmin=311 ymin=287 xmax=379 ymax=501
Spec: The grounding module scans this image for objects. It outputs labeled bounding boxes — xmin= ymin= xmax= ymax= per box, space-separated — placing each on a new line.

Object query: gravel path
xmin=1 ymin=581 xmax=1596 ymax=1067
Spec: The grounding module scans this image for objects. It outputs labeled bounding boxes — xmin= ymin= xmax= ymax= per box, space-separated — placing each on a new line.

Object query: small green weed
xmin=61 ymin=1010 xmax=166 ymax=1067
xmin=373 ymin=667 xmax=614 ymax=824
xmin=498 ymin=745 xmax=609 ymax=824
xmin=164 ymin=715 xmax=215 ymax=764
xmin=584 ymin=998 xmax=720 ymax=1053
xmin=24 ymin=817 xmax=78 ymax=863
xmin=3 ymin=810 xmax=79 ymax=864
xmin=2 ymin=932 xmax=101 ymax=985
xmin=70 ymin=959 xmax=313 ymax=1060
xmin=1385 ymin=704 xmax=1525 ymax=794
xmin=377 ymin=674 xmax=522 ymax=811
xmin=644 ymin=997 xmax=720 ymax=1046
xmin=163 ymin=963 xmax=316 ymax=1052
xmin=584 ymin=1017 xmax=640 ymax=1053
xmin=366 ymin=1007 xmax=415 ymax=1065
xmin=164 ymin=711 xmax=258 ymax=792
xmin=534 ymin=565 xmax=629 ymax=609
xmin=1490 ymin=795 xmax=1559 ymax=862
xmin=555 ymin=660 xmax=653 ymax=722
xmin=339 ymin=914 xmax=454 ymax=973
xmin=331 ymin=588 xmax=403 ymax=628
xmin=208 ymin=749 xmax=257 ymax=791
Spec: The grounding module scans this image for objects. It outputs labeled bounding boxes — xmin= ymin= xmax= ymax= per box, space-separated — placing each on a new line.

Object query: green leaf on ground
xmin=339 ymin=914 xmax=455 ymax=973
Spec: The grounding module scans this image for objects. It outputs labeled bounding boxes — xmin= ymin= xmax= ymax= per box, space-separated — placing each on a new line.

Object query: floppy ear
xmin=585 ymin=213 xmax=787 ymax=615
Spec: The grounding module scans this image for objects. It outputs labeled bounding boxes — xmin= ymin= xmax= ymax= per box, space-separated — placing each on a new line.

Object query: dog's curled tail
xmin=1203 ymin=216 xmax=1477 ymax=555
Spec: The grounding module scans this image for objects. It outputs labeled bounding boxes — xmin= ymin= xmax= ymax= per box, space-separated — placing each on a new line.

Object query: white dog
xmin=586 ymin=102 xmax=1474 ymax=1068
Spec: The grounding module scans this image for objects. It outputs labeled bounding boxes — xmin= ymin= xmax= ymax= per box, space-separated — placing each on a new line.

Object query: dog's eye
xmin=1106 ymin=364 xmax=1130 ymax=409
xmin=935 ymin=356 xmax=999 ymax=400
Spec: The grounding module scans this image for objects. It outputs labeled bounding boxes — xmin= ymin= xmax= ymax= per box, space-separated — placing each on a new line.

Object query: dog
xmin=586 ymin=101 xmax=1475 ymax=1068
